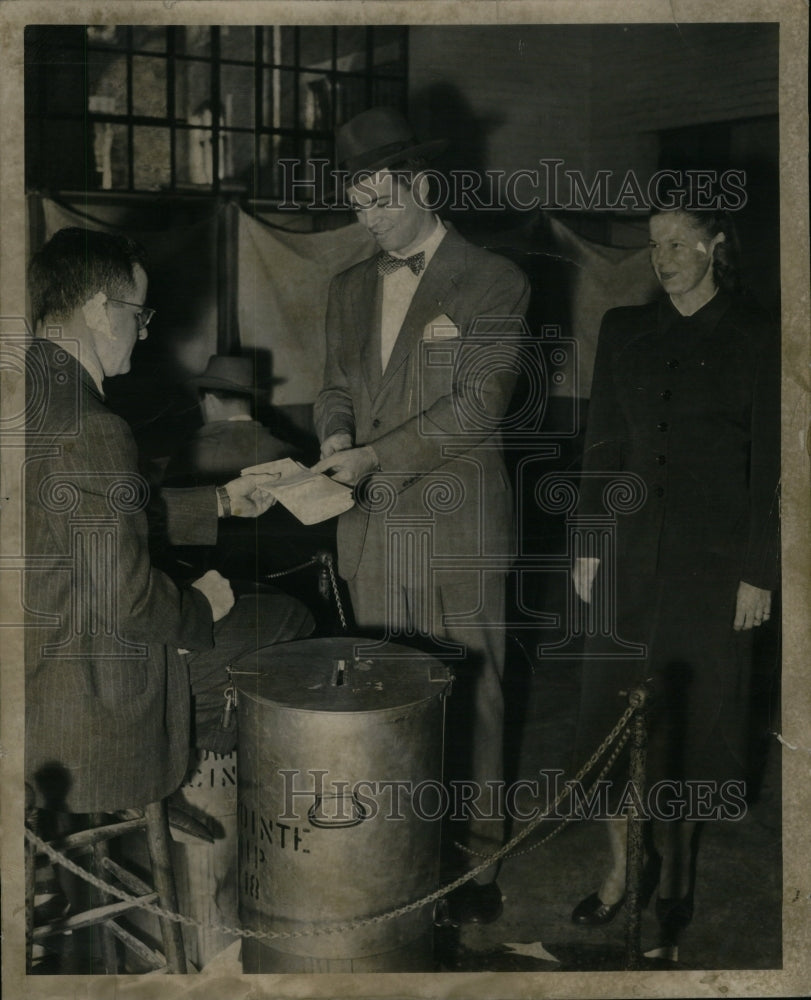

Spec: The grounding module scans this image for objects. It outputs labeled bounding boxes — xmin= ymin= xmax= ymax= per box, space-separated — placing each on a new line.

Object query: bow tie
xmin=377 ymin=251 xmax=426 ymax=277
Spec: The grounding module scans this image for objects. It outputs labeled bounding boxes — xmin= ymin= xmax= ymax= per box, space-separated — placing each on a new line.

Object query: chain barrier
xmin=264 ymin=556 xmax=320 ymax=580
xmin=456 ymin=725 xmax=631 ymax=862
xmin=265 ymin=551 xmax=348 ymax=631
xmin=25 ymin=700 xmax=636 ymax=944
xmin=323 ymin=552 xmax=348 ymax=631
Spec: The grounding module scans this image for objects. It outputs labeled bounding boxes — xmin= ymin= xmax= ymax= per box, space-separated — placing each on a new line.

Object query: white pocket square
xmin=424 ymin=314 xmax=460 ymax=340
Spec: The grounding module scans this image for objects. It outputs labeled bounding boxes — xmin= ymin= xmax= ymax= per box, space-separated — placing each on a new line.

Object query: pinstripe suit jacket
xmin=25 ymin=339 xmax=218 ymax=813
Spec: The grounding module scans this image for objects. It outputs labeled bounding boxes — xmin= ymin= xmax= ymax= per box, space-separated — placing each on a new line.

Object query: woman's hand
xmin=733 ymin=581 xmax=772 ymax=631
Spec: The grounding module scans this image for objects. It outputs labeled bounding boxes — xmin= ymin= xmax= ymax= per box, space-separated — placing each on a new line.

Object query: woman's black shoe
xmin=572 ymin=851 xmax=661 ymax=927
xmin=571 ymin=891 xmax=625 ymax=926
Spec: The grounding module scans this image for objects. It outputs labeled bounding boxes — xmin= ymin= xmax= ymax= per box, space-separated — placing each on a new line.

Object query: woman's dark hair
xmin=28 ymin=227 xmax=148 ymax=325
xmin=649 ymin=206 xmax=742 ymax=294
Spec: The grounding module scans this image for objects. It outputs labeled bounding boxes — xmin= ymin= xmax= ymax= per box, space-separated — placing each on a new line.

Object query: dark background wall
xmin=409 ymin=24 xmax=778 ymax=184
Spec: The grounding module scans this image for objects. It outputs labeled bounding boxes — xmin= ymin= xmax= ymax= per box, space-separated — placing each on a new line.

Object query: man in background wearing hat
xmin=163 ymin=354 xmax=298 ymax=487
xmin=313 ymin=108 xmax=531 ymax=925
xmin=164 ymin=354 xmax=321 ymax=584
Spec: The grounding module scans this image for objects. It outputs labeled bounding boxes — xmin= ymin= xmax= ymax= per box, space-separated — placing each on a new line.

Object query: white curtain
xmin=237 ymin=210 xmax=376 ymax=405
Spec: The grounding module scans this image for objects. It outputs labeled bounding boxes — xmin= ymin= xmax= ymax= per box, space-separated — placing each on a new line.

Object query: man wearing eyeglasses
xmin=24 ymin=227 xmax=313 ymax=817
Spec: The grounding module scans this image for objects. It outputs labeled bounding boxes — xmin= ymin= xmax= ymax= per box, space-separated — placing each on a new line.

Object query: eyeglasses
xmin=107 ymin=297 xmax=156 ymax=330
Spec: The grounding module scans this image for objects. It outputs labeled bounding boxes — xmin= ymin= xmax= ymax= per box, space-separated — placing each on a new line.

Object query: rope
xmin=26 ymin=701 xmax=636 ymax=943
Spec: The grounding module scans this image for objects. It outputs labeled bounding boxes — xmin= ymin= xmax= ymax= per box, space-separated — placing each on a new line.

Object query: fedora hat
xmin=336 ymin=106 xmax=447 ymax=177
xmin=189 ymin=355 xmax=284 ymax=396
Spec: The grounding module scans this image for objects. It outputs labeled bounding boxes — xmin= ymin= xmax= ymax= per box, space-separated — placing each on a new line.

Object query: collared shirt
xmin=380 ymin=217 xmax=447 ymax=372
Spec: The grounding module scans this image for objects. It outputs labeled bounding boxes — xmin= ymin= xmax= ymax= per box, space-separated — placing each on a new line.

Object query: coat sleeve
xmin=79 ymin=412 xmax=215 ymax=651
xmin=314 ymin=271 xmax=357 ymax=443
xmin=577 ymin=309 xmax=626 ymax=518
xmin=371 ymin=259 xmax=530 ymax=474
xmin=741 ymin=318 xmax=781 ymax=591
xmin=161 ymin=485 xmax=218 ymax=545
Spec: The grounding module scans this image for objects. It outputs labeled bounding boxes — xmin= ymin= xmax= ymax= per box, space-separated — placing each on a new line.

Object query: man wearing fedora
xmin=164 ymin=354 xmax=297 ymax=487
xmin=313 ymin=107 xmax=531 ymax=925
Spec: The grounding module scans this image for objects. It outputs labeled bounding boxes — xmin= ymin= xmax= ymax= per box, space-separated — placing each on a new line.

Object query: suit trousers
xmin=347 ymin=519 xmax=507 ymax=878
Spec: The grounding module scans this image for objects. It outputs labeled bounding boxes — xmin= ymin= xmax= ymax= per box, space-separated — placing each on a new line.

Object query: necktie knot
xmin=377 ymin=250 xmax=426 ymax=277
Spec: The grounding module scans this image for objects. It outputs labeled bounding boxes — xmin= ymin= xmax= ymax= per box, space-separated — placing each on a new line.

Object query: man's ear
xmin=82 ymin=292 xmax=111 ymax=335
xmin=414 ymin=171 xmax=432 ymax=208
xmin=200 ymin=392 xmax=218 ymax=422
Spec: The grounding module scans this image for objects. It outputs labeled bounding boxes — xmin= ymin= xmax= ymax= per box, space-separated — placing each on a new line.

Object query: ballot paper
xmin=241 ymin=457 xmax=355 ymax=525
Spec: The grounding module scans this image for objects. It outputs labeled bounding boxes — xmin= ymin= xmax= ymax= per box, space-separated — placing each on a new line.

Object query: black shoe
xmin=572 ymin=850 xmax=661 ymax=928
xmin=571 ymin=891 xmax=625 ymax=926
xmin=443 ymin=880 xmax=503 ymax=925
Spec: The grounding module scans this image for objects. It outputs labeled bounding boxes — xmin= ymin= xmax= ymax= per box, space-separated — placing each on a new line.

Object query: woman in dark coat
xmin=569 ymin=206 xmax=780 ymax=951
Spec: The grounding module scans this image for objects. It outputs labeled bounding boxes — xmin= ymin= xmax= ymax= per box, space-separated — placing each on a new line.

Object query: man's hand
xmin=734 ymin=581 xmax=772 ymax=631
xmin=573 ymin=557 xmax=601 ymax=604
xmin=191 ymin=570 xmax=235 ymax=623
xmin=311 ymin=445 xmax=379 ymax=487
xmin=320 ymin=432 xmax=353 ymax=460
xmin=220 ymin=473 xmax=281 ymax=517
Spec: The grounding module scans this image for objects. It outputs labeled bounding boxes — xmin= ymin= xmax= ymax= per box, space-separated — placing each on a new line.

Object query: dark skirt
xmin=572 ymin=570 xmax=755 ymax=809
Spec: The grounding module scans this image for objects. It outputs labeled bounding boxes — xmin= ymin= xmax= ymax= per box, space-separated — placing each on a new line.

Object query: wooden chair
xmin=25 ymin=796 xmax=200 ymax=974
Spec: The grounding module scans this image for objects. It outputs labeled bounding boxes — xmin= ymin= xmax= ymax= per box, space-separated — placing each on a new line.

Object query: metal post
xmin=624 ymin=683 xmax=650 ymax=970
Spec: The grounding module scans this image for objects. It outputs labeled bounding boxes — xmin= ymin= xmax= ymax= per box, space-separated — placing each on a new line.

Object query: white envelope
xmin=240 ymin=458 xmax=354 ymax=525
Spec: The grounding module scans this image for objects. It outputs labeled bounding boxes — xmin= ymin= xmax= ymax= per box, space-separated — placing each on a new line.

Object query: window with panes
xmin=25 ymin=25 xmax=408 ymax=201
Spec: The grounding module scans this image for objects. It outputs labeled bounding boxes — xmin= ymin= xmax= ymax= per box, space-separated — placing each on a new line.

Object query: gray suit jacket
xmin=25 ymin=339 xmax=218 ymax=813
xmin=314 ymin=225 xmax=530 ymax=584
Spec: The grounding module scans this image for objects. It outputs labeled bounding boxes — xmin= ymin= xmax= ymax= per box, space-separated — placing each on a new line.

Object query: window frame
xmin=28 ymin=25 xmax=409 ymax=200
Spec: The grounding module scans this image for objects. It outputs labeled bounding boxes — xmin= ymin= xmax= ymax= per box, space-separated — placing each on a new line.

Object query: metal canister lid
xmin=232 ymin=637 xmax=451 ymax=714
